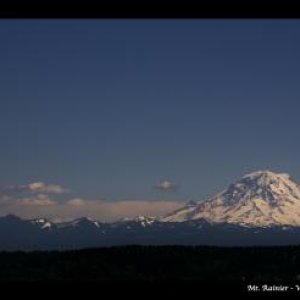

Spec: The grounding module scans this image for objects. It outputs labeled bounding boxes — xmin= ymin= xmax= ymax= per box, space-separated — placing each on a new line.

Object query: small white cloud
xmin=154 ymin=180 xmax=178 ymax=191
xmin=2 ymin=182 xmax=69 ymax=195
xmin=16 ymin=194 xmax=57 ymax=206
xmin=27 ymin=182 xmax=69 ymax=194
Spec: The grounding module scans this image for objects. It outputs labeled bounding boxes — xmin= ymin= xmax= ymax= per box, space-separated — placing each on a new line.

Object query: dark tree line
xmin=0 ymin=245 xmax=300 ymax=282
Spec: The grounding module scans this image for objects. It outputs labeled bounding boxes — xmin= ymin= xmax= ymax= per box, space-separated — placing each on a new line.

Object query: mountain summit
xmin=162 ymin=170 xmax=300 ymax=226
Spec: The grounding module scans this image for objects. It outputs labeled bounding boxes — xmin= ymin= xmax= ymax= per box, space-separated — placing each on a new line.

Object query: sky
xmin=0 ymin=20 xmax=300 ymax=220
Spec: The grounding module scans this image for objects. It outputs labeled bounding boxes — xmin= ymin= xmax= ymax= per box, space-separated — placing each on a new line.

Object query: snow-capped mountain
xmin=162 ymin=170 xmax=300 ymax=226
xmin=31 ymin=218 xmax=53 ymax=230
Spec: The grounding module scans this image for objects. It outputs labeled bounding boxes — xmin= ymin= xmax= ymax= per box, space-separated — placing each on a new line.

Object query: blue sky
xmin=0 ymin=20 xmax=300 ymax=207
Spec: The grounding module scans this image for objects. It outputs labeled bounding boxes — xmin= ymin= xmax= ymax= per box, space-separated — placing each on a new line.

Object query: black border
xmin=0 ymin=281 xmax=275 ymax=298
xmin=1 ymin=1 xmax=300 ymax=297
xmin=0 ymin=0 xmax=300 ymax=18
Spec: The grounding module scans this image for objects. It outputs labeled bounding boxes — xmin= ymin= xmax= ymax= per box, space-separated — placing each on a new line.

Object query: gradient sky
xmin=1 ymin=19 xmax=300 ymax=206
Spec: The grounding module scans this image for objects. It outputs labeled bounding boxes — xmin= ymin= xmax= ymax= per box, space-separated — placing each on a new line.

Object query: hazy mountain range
xmin=3 ymin=170 xmax=300 ymax=250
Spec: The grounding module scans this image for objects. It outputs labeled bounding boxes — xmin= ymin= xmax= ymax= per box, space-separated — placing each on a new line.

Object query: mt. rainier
xmin=3 ymin=170 xmax=300 ymax=249
xmin=162 ymin=170 xmax=300 ymax=227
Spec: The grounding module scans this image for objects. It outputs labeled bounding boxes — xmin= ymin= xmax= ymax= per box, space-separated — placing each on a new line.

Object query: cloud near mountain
xmin=26 ymin=182 xmax=69 ymax=194
xmin=0 ymin=181 xmax=182 ymax=221
xmin=154 ymin=180 xmax=178 ymax=191
xmin=2 ymin=182 xmax=69 ymax=195
xmin=16 ymin=194 xmax=57 ymax=206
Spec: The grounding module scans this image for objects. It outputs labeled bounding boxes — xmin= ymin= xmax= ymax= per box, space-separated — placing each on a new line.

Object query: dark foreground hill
xmin=1 ymin=245 xmax=300 ymax=282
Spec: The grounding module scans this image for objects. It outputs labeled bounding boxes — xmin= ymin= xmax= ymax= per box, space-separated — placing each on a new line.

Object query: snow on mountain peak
xmin=133 ymin=216 xmax=156 ymax=226
xmin=242 ymin=170 xmax=291 ymax=183
xmin=163 ymin=170 xmax=300 ymax=227
xmin=222 ymin=170 xmax=300 ymax=206
xmin=31 ymin=218 xmax=53 ymax=230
